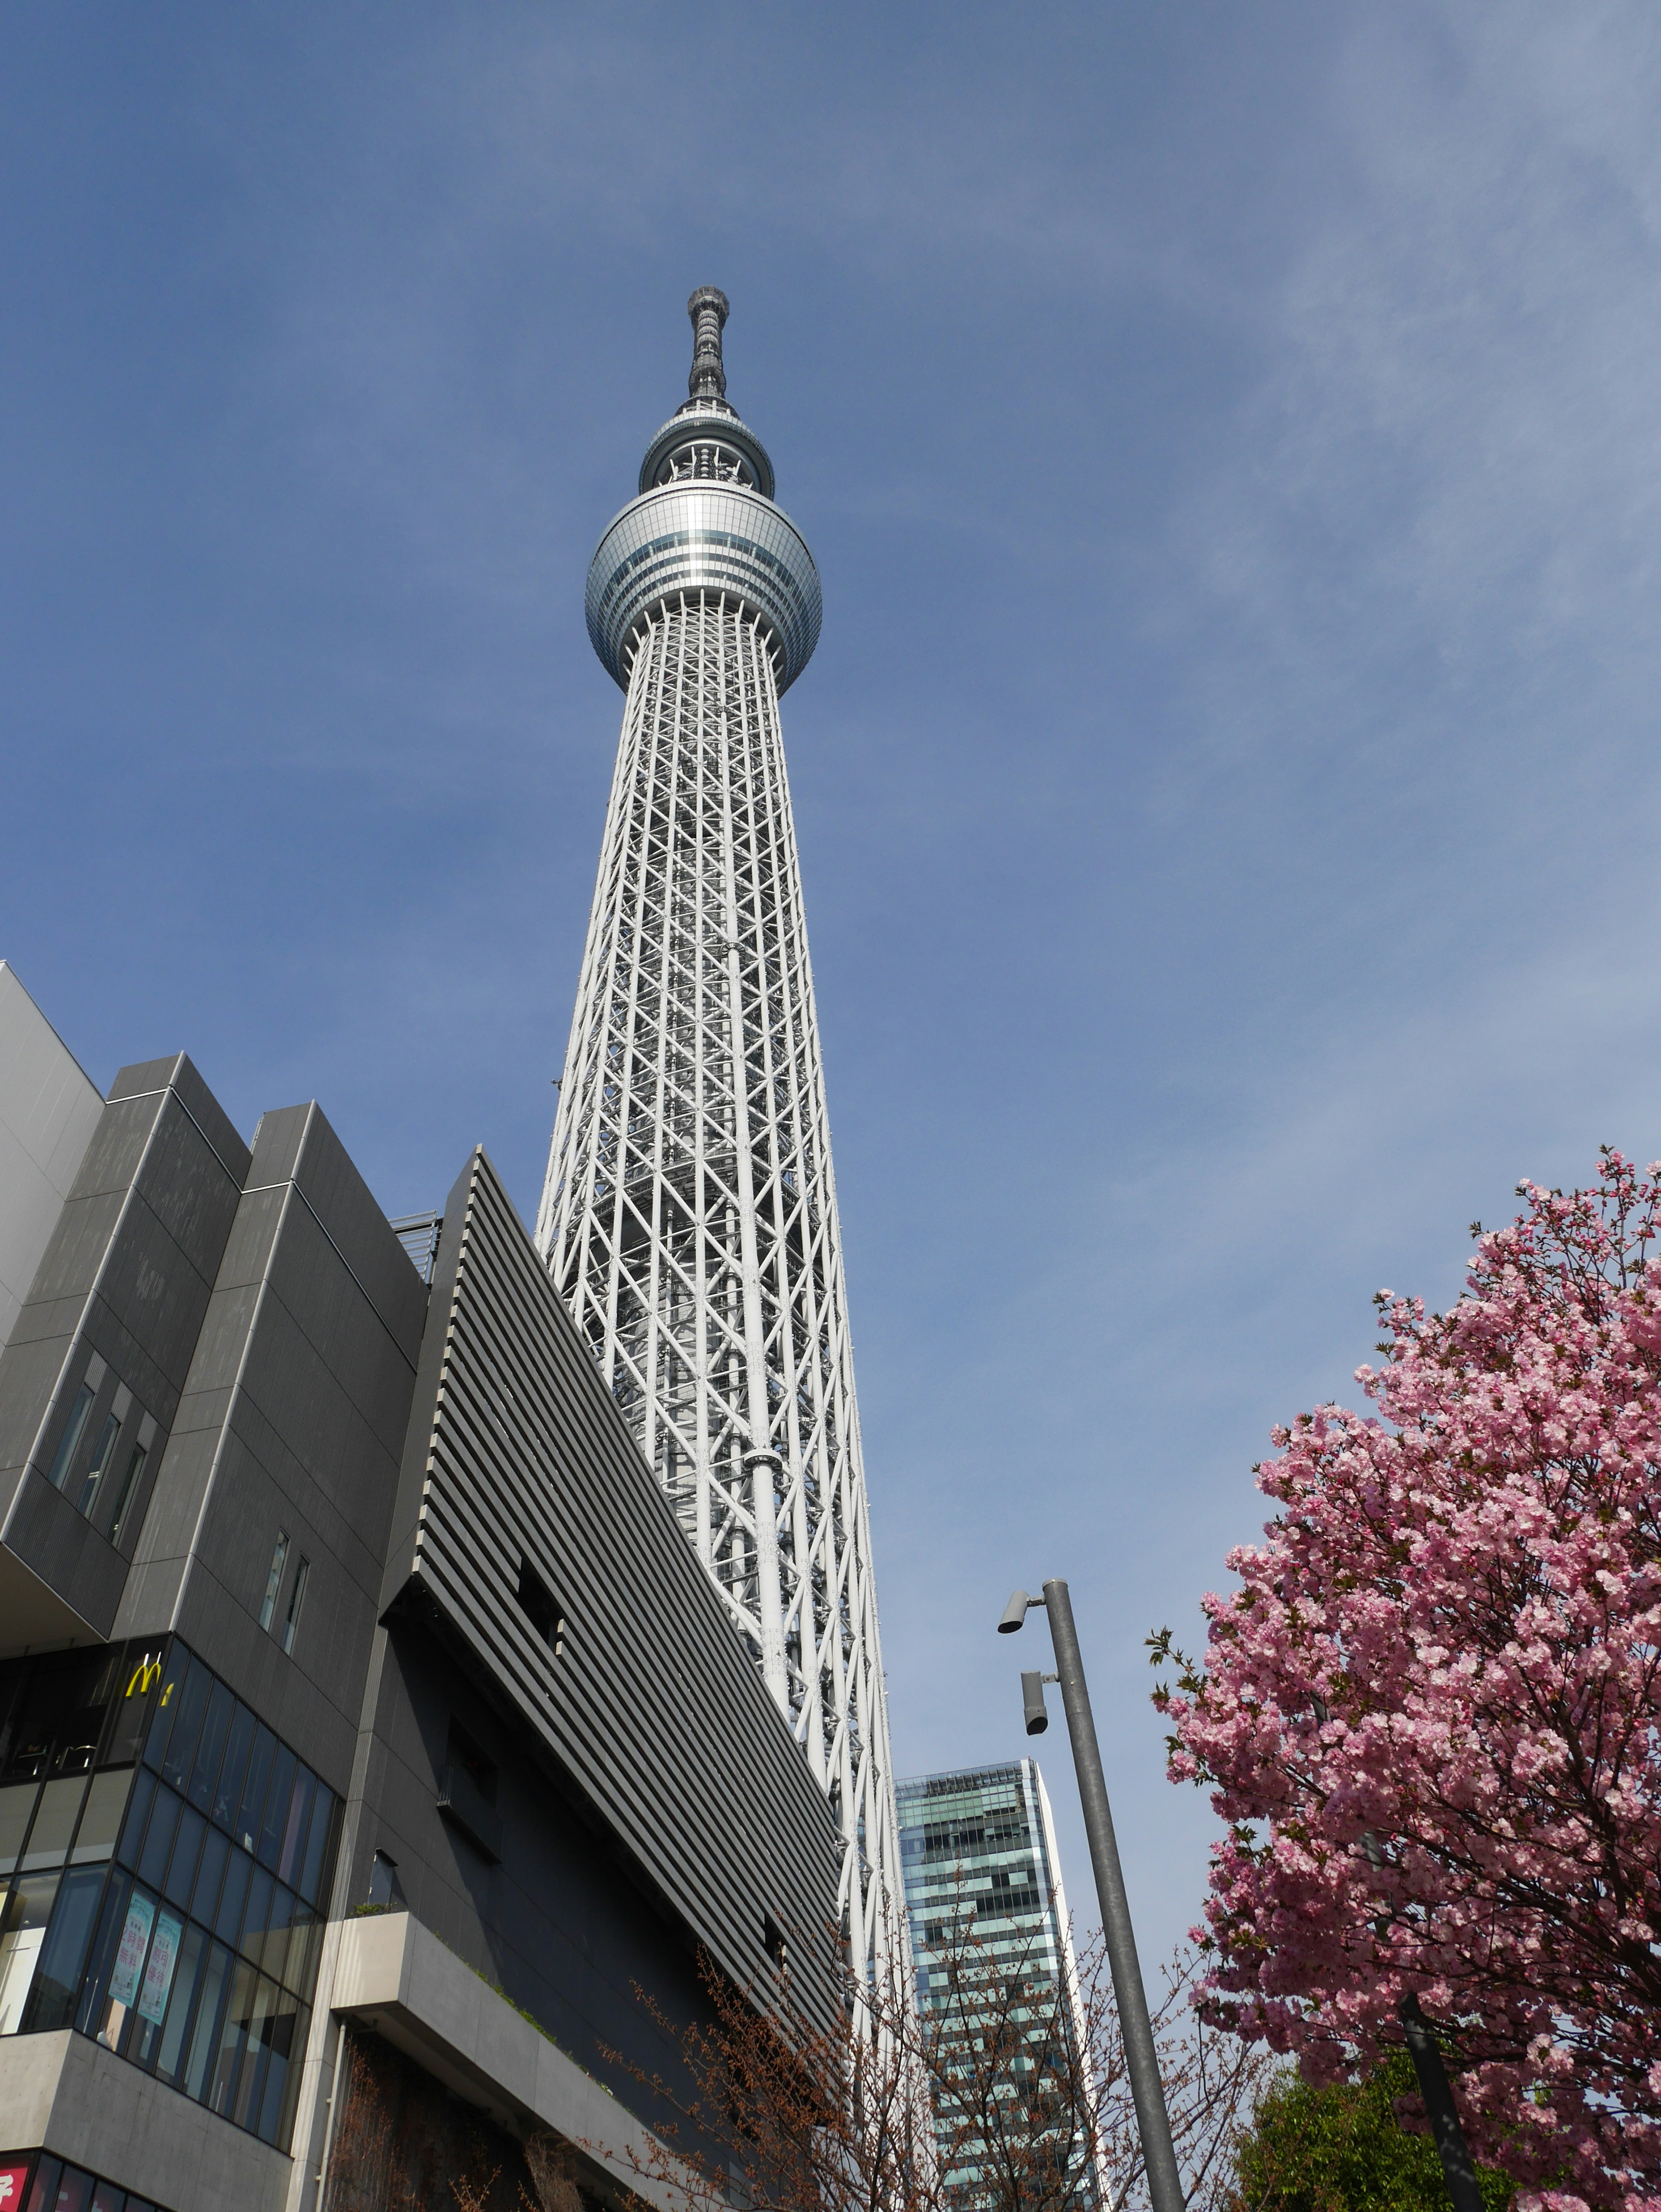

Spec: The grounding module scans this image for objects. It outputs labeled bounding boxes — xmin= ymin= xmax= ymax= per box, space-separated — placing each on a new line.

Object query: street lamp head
xmin=998 ymin=1590 xmax=1033 ymax=1633
xmin=1021 ymin=1671 xmax=1049 ymax=1734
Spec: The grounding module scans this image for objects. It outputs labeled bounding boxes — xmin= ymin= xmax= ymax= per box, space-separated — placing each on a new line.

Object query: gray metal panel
xmin=382 ymin=1149 xmax=841 ymax=2029
xmin=118 ymin=1100 xmax=421 ymax=1796
xmin=244 ymin=1105 xmax=421 ymax=1353
xmin=109 ymin=1051 xmax=251 ymax=1186
xmin=333 ymin=1619 xmax=736 ymax=2130
xmin=0 ymin=963 xmax=103 ymax=1352
xmin=0 ymin=1057 xmax=248 ymax=1647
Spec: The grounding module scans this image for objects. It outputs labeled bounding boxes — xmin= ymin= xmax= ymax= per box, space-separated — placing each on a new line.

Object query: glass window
xmin=116 ymin=1770 xmax=155 ymax=1867
xmin=75 ymin=1413 xmax=122 ymax=1519
xmin=256 ymin=1748 xmax=295 ymax=1872
xmin=52 ymin=2170 xmax=94 ymax=2212
xmin=141 ymin=1651 xmax=191 ymax=1776
xmin=71 ymin=1770 xmax=131 ymax=1865
xmin=279 ymin=1559 xmax=309 ymax=1656
xmin=0 ymin=1872 xmax=62 ymax=2032
xmin=208 ymin=1956 xmax=257 ymax=2116
xmin=231 ymin=1973 xmax=278 ymax=2130
xmin=22 ymin=1776 xmax=89 ymax=1872
xmin=88 ymin=2180 xmax=126 ymax=2212
xmin=365 ymin=1850 xmax=401 ymax=1909
xmin=189 ymin=1827 xmax=229 ymax=1927
xmin=239 ymin=1865 xmax=273 ymax=1961
xmin=235 ymin=1726 xmax=275 ymax=1856
xmin=0 ymin=1667 xmax=25 ymax=1768
xmin=256 ymin=1983 xmax=301 ymax=2143
xmin=135 ymin=1788 xmax=179 ymax=1893
xmin=107 ymin=1441 xmax=148 ymax=1545
xmin=157 ymin=1661 xmax=210 ymax=1797
xmin=212 ymin=1704 xmax=254 ymax=1833
xmin=23 ymin=2161 xmax=63 ymax=2212
xmin=214 ymin=1846 xmax=250 ymax=1947
xmin=258 ymin=1534 xmax=289 ymax=1634
xmin=19 ymin=1863 xmax=105 ymax=2032
xmin=154 ymin=1921 xmax=206 ymax=2086
xmin=76 ymin=1872 xmax=130 ymax=2039
xmin=186 ymin=1684 xmax=232 ymax=1817
xmin=272 ymin=1997 xmax=309 ymax=2147
xmin=255 ymin=1885 xmax=295 ymax=1986
xmin=182 ymin=1940 xmax=234 ymax=2102
xmin=46 ymin=1383 xmax=96 ymax=1491
xmin=297 ymin=1784 xmax=333 ymax=1905
xmin=105 ymin=1647 xmax=165 ymax=1768
xmin=0 ymin=1782 xmax=37 ymax=1876
xmin=4 ymin=1652 xmax=114 ymax=1781
xmin=284 ymin=1908 xmax=319 ymax=1996
xmin=276 ymin=1769 xmax=313 ymax=1888
xmin=161 ymin=1805 xmax=205 ymax=1910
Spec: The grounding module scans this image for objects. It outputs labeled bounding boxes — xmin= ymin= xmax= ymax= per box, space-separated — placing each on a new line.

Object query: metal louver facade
xmin=387 ymin=1144 xmax=841 ymax=2024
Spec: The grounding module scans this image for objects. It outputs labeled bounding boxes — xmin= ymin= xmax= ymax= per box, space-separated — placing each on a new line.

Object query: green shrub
xmin=1233 ymin=2051 xmax=1512 ymax=2211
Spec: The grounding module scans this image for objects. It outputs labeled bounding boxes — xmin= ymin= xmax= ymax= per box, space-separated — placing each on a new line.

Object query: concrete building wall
xmin=2 ymin=2027 xmax=291 ymax=2212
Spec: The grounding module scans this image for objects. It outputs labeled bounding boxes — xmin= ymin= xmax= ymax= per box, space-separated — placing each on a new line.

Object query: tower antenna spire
xmin=686 ymin=286 xmax=730 ymax=403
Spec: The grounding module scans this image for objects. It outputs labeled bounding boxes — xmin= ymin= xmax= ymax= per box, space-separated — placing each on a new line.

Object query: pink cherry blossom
xmin=1157 ymin=1151 xmax=1661 ymax=2210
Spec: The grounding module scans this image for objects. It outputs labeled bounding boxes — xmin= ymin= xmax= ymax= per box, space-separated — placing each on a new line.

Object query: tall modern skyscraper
xmin=535 ymin=291 xmax=901 ymax=1971
xmin=898 ymin=1761 xmax=1102 ymax=2203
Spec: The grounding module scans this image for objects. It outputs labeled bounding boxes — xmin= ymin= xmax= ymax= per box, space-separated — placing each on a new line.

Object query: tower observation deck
xmin=537 ymin=291 xmax=901 ymax=1977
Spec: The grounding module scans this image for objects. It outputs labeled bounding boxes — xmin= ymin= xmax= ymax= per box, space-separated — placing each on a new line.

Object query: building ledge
xmin=328 ymin=1912 xmax=686 ymax=2212
xmin=0 ymin=2027 xmax=291 ymax=2212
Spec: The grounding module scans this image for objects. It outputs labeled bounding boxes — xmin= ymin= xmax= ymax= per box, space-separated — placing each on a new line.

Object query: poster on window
xmin=136 ymin=1908 xmax=183 ymax=2024
xmin=0 ymin=2165 xmax=31 ymax=2208
xmin=108 ymin=1891 xmax=156 ymax=2009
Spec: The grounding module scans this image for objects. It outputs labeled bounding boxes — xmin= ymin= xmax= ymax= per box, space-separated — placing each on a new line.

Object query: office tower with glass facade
xmin=537 ymin=290 xmax=901 ymax=1977
xmin=898 ymin=1760 xmax=1101 ymax=2204
xmin=0 ymin=972 xmax=838 ymax=2212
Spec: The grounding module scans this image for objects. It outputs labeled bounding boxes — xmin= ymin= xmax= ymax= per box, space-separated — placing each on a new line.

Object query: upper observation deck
xmin=584 ymin=290 xmax=822 ymax=694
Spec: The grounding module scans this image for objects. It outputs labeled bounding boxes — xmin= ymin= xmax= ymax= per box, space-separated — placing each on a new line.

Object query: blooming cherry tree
xmin=1156 ymin=1151 xmax=1661 ymax=2211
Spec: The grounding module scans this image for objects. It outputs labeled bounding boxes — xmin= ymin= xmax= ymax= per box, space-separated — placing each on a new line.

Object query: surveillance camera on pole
xmin=1020 ymin=1670 xmax=1051 ymax=1734
xmin=999 ymin=1580 xmax=1185 ymax=2212
xmin=999 ymin=1589 xmax=1037 ymax=1634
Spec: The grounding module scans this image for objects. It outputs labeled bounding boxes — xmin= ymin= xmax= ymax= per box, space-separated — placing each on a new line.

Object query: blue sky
xmin=6 ymin=3 xmax=1661 ymax=1980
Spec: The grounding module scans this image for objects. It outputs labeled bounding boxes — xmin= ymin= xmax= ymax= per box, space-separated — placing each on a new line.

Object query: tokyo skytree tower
xmin=536 ymin=291 xmax=901 ymax=1970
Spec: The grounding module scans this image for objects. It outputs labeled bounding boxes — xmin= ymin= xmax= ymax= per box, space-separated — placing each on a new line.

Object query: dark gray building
xmin=0 ymin=973 xmax=840 ymax=2212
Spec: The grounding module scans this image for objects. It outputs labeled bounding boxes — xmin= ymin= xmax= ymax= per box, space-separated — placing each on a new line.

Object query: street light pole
xmin=1000 ymin=1580 xmax=1185 ymax=2212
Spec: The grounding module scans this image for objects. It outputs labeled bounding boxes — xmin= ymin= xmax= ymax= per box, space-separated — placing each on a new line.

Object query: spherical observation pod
xmin=584 ymin=480 xmax=822 ymax=695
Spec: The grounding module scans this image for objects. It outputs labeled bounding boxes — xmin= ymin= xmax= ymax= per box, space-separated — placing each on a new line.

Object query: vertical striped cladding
xmin=383 ymin=1148 xmax=840 ymax=2030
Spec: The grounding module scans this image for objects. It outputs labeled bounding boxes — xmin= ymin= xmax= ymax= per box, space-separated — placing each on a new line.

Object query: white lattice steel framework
xmin=536 ymin=292 xmax=902 ymax=1977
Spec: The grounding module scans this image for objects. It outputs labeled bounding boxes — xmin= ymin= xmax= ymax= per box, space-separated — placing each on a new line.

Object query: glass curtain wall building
xmin=898 ymin=1761 xmax=1101 ymax=2205
xmin=0 ymin=1639 xmax=338 ymax=2153
xmin=537 ymin=291 xmax=902 ymax=1978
